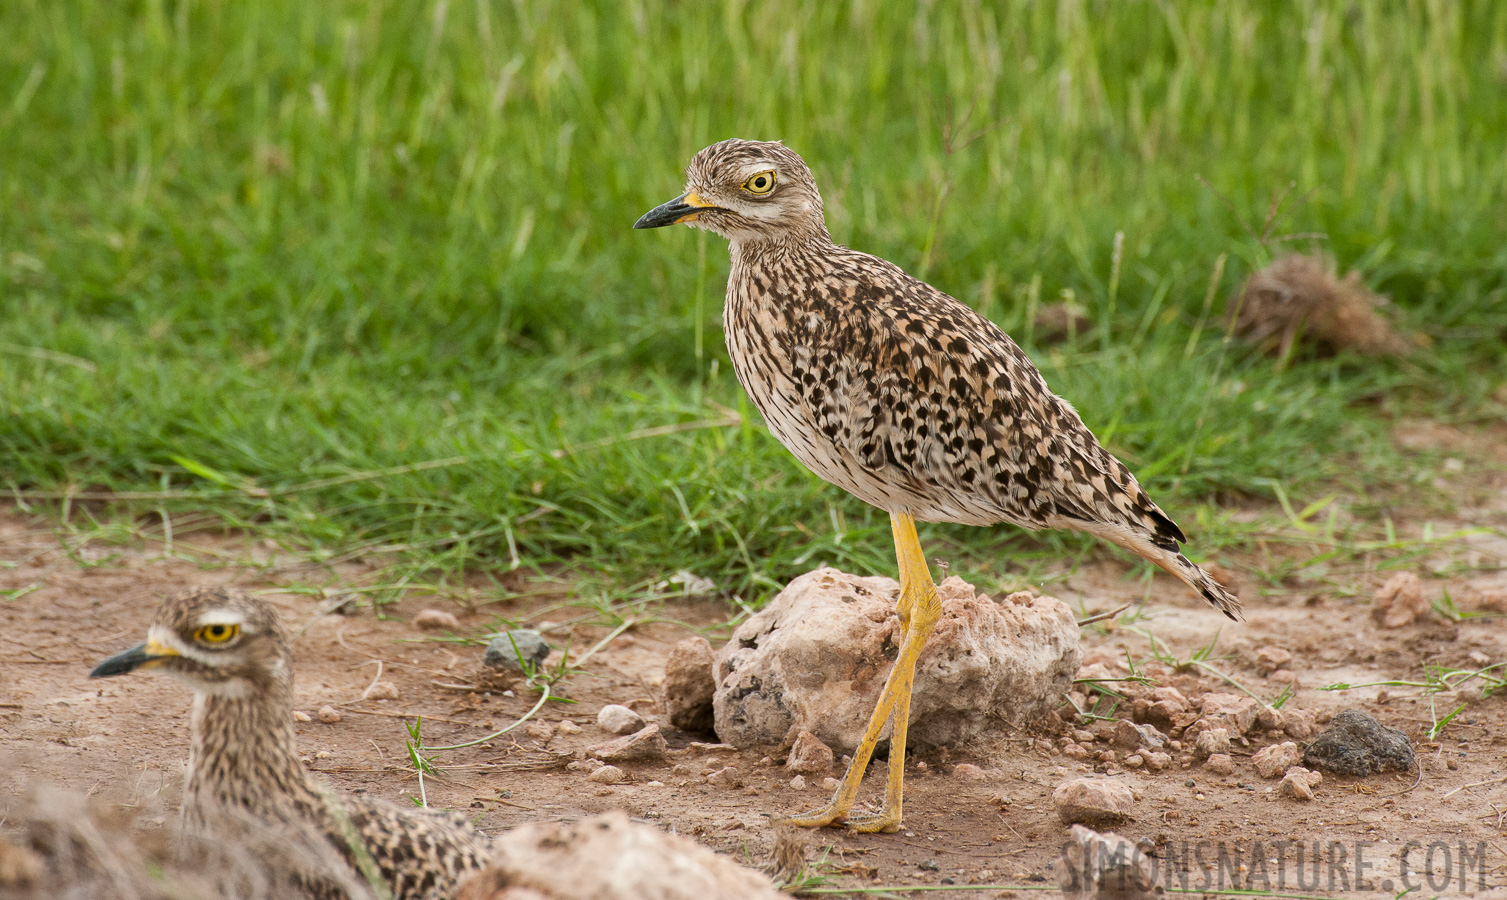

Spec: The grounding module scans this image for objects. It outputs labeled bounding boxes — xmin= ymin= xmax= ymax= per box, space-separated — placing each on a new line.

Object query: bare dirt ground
xmin=3 ymin=423 xmax=1506 ymax=898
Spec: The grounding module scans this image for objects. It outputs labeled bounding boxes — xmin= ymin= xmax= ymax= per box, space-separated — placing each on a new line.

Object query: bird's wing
xmin=810 ymin=255 xmax=1182 ymax=546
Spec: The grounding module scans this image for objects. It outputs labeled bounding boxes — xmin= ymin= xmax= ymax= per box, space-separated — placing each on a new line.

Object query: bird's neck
xmin=185 ymin=675 xmax=324 ymax=824
xmin=730 ymin=225 xmax=836 ymax=271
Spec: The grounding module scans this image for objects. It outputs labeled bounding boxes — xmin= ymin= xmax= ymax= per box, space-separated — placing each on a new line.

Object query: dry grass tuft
xmin=1229 ymin=254 xmax=1419 ymax=359
xmin=0 ymin=784 xmax=374 ymax=900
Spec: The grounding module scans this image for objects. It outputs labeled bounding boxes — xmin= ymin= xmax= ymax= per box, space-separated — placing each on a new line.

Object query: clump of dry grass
xmin=0 ymin=785 xmax=374 ymax=900
xmin=1228 ymin=254 xmax=1419 ymax=359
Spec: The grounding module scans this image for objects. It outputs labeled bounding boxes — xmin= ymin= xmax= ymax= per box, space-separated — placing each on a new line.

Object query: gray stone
xmin=663 ymin=636 xmax=717 ymax=733
xmin=1058 ymin=825 xmax=1163 ymax=900
xmin=1053 ymin=777 xmax=1134 ymax=825
xmin=483 ymin=629 xmax=551 ymax=673
xmin=1302 ymin=710 xmax=1415 ymax=776
xmin=589 ymin=724 xmax=669 ymax=763
xmin=596 ymin=704 xmax=646 ymax=735
xmin=712 ymin=568 xmax=1080 ymax=752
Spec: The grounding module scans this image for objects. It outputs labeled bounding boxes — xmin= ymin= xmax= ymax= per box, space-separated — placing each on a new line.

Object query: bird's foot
xmin=776 ymin=800 xmax=901 ymax=833
xmin=836 ymin=808 xmax=902 ymax=834
xmin=774 ymin=801 xmax=850 ymax=830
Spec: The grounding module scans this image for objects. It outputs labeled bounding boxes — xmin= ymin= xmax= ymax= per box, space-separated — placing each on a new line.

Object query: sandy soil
xmin=3 ymin=427 xmax=1506 ymax=897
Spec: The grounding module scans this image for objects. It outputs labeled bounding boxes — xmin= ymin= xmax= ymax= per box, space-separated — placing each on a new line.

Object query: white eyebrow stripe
xmin=196 ymin=609 xmax=246 ymax=627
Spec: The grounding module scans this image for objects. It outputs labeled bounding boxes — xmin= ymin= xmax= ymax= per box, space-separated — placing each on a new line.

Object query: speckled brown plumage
xmin=91 ymin=587 xmax=490 ymax=900
xmin=639 ymin=139 xmax=1240 ymax=619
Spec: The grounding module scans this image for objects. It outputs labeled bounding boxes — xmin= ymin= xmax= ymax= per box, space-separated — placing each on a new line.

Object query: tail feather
xmin=1157 ymin=551 xmax=1243 ymax=621
xmin=1056 ymin=516 xmax=1243 ymax=621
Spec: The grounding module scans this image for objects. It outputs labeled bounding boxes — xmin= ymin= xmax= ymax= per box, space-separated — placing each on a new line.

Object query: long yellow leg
xmin=777 ymin=512 xmax=941 ymax=833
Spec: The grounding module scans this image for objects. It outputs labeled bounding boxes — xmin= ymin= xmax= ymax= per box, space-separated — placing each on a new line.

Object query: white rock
xmin=712 ymin=568 xmax=1080 ymax=752
xmin=458 ymin=811 xmax=784 ymax=899
xmin=597 ymin=704 xmax=646 ymax=735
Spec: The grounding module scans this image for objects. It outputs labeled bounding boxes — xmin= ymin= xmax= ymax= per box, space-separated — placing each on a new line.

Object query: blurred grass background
xmin=2 ymin=1 xmax=1504 ymax=602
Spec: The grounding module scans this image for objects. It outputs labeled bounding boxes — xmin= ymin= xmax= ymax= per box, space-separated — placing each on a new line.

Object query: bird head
xmin=634 ymin=139 xmax=826 ymax=244
xmin=91 ymin=588 xmax=293 ymax=698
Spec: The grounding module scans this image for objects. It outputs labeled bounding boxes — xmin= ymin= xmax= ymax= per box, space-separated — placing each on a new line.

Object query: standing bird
xmin=635 ymin=140 xmax=1240 ymax=833
xmin=90 ymin=588 xmax=491 ymax=899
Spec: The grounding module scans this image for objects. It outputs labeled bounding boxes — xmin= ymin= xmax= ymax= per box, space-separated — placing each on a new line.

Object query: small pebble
xmin=315 ymin=750 xmax=333 ymax=760
xmin=1122 ymin=754 xmax=1144 ymax=769
xmin=525 ymin=721 xmax=554 ymax=742
xmin=646 ymin=780 xmax=665 ymax=787
xmin=292 ymin=710 xmax=312 ymax=723
xmin=671 ymin=763 xmax=696 ymax=776
xmin=596 ymin=704 xmax=646 ymax=735
xmin=706 ymin=766 xmax=741 ymax=786
xmin=318 ymin=705 xmax=342 ymax=724
xmin=412 ymin=609 xmax=460 ymax=631
xmin=821 ymin=777 xmax=840 ymax=792
xmin=1071 ymin=729 xmax=1095 ymax=743
xmin=565 ymin=758 xmax=605 ymax=773
xmin=1205 ymin=753 xmax=1235 ymax=776
xmin=952 ymin=763 xmax=988 ymax=780
xmin=587 ymin=765 xmax=626 ymax=784
xmin=557 ymin=720 xmax=582 ymax=735
xmin=789 ymin=775 xmax=807 ymax=790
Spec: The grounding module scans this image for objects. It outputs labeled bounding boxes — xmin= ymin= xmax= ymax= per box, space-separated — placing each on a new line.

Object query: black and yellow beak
xmin=633 ymin=191 xmax=720 ymax=229
xmin=90 ymin=638 xmax=180 ymax=678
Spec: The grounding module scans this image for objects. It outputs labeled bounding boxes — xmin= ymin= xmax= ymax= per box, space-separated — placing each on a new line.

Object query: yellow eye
xmin=742 ymin=171 xmax=776 ymax=194
xmin=195 ymin=623 xmax=240 ymax=644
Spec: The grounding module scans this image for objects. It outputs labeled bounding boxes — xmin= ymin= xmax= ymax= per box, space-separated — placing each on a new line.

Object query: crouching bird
xmin=91 ymin=587 xmax=490 ymax=899
xmin=635 ymin=139 xmax=1240 ymax=833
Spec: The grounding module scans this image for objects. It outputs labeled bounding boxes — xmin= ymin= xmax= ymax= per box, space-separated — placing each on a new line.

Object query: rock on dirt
xmin=663 ymin=636 xmax=717 ymax=733
xmin=1193 ymin=728 xmax=1230 ymax=759
xmin=1252 ymin=742 xmax=1303 ymax=778
xmin=1192 ymin=694 xmax=1260 ymax=737
xmin=456 ymin=810 xmax=785 ymax=900
xmin=785 ymin=730 xmax=834 ymax=776
xmin=1254 ymin=646 xmax=1292 ymax=674
xmin=1143 ymin=752 xmax=1172 ymax=772
xmin=1113 ymin=720 xmax=1168 ymax=751
xmin=412 ymin=608 xmax=460 ymax=631
xmin=587 ymin=765 xmax=625 ymax=785
xmin=713 ymin=568 xmax=1080 ymax=752
xmin=1278 ymin=766 xmax=1323 ymax=801
xmin=316 ymin=705 xmax=340 ymax=724
xmin=1302 ymin=710 xmax=1415 ymax=775
xmin=1053 ymin=777 xmax=1133 ymax=825
xmin=1372 ymin=572 xmax=1433 ymax=629
xmin=589 ymin=724 xmax=669 ymax=763
xmin=483 ymin=629 xmax=551 ymax=673
xmin=1057 ymin=824 xmax=1162 ymax=900
xmin=525 ymin=721 xmax=554 ymax=742
xmin=596 ymin=704 xmax=646 ymax=735
xmin=364 ymin=682 xmax=399 ymax=701
xmin=1204 ymin=754 xmax=1234 ymax=776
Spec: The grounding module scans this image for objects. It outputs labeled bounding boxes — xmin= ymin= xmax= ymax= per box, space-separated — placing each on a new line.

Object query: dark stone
xmin=483 ymin=630 xmax=551 ymax=673
xmin=1302 ymin=710 xmax=1415 ymax=775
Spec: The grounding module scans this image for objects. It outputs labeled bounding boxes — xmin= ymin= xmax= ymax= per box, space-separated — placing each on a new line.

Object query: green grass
xmin=2 ymin=1 xmax=1505 ymax=603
